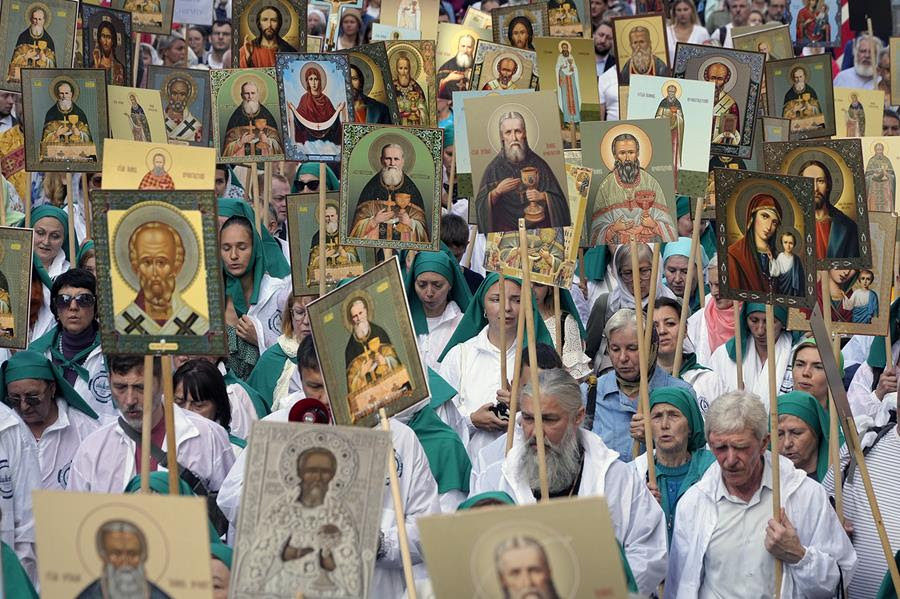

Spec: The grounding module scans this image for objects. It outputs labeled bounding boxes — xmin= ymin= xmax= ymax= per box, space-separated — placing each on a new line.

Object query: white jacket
xmin=34 ymin=334 xmax=116 ymax=418
xmin=31 ymin=253 xmax=69 ymax=343
xmin=217 ymin=405 xmax=442 ymax=598
xmin=35 ymin=400 xmax=100 ymax=489
xmin=708 ymin=332 xmax=793 ymax=405
xmin=67 ymin=404 xmax=235 ymax=493
xmin=666 ymin=453 xmax=857 ymax=598
xmin=0 ymin=403 xmax=40 ymax=581
xmin=489 ymin=429 xmax=668 ymax=595
xmin=246 ymin=274 xmax=290 ymax=352
xmin=416 ymin=300 xmax=463 ymax=372
xmin=687 ymin=303 xmax=713 ymax=367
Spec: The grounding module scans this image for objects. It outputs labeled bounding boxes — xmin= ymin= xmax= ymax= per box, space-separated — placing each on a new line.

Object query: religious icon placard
xmin=465 ymin=91 xmax=569 ymax=234
xmin=210 ymin=67 xmax=285 ymax=164
xmin=21 ymin=68 xmax=109 ymax=172
xmin=384 ymin=40 xmax=437 ymax=128
xmin=106 ymin=85 xmax=167 ymax=143
xmin=612 ymin=13 xmax=670 ymax=86
xmin=34 ymin=491 xmax=213 ymax=599
xmin=548 ymin=0 xmax=591 ymax=38
xmin=533 ymin=36 xmax=601 ymax=151
xmin=101 ymin=139 xmax=216 ymax=191
xmin=382 ymin=0 xmax=440 ymax=43
xmin=90 ymin=190 xmax=228 ymax=355
xmin=491 ymin=3 xmax=550 ymax=51
xmin=732 ymin=23 xmax=794 ymax=59
xmin=436 ymin=23 xmax=491 ymax=101
xmin=276 ymin=53 xmax=351 ymax=163
xmin=338 ymin=42 xmax=401 ymax=125
xmin=419 ymin=497 xmax=628 ymax=599
xmin=789 ymin=0 xmax=840 ymax=48
xmin=230 ymin=422 xmax=390 ymax=598
xmin=469 ymin=39 xmax=539 ymax=92
xmin=147 ymin=66 xmax=211 ymax=147
xmin=627 ymin=74 xmax=715 ymax=199
xmin=582 ymin=118 xmax=677 ymax=244
xmin=286 ymin=192 xmax=376 ymax=296
xmin=462 ymin=7 xmax=492 ymax=30
xmin=339 ymin=123 xmax=442 ymax=251
xmin=110 ymin=0 xmax=174 ymax=34
xmin=0 ymin=227 xmax=34 ymax=349
xmin=764 ymin=139 xmax=871 ymax=270
xmin=834 ymin=87 xmax=883 ymax=138
xmin=307 ymin=35 xmax=323 ymax=52
xmin=765 ymin=54 xmax=836 ymax=140
xmin=859 ymin=136 xmax=900 ymax=213
xmin=0 ymin=0 xmax=77 ymax=93
xmin=307 ymin=257 xmax=429 ymax=427
xmin=369 ymin=23 xmax=420 ymax=41
xmin=484 ymin=163 xmax=589 ymax=288
xmin=231 ymin=0 xmax=306 ymax=68
xmin=80 ymin=4 xmax=132 ymax=86
xmin=788 ymin=211 xmax=897 ymax=335
xmin=715 ymin=168 xmax=817 ymax=308
xmin=673 ymin=43 xmax=764 ymax=160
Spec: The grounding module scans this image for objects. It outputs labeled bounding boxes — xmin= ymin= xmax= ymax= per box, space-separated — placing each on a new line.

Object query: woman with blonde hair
xmin=666 ymin=0 xmax=709 ymax=63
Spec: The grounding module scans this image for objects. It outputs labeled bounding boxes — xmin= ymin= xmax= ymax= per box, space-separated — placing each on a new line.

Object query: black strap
xmin=584 ymin=292 xmax=610 ymax=359
xmin=585 ymin=374 xmax=598 ymax=431
xmin=842 ymin=417 xmax=897 ymax=485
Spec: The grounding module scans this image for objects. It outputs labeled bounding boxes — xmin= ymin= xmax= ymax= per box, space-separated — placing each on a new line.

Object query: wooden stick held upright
xmin=735 ymin=302 xmax=744 ymax=390
xmin=672 ymin=199 xmax=704 ymax=374
xmin=643 ymin=243 xmax=660 ymax=350
xmin=553 ymin=286 xmax=562 ymax=355
xmin=0 ymin=174 xmax=6 ymax=226
xmin=463 ymin=225 xmax=476 ymax=269
xmin=318 ymin=163 xmax=327 ymax=298
xmin=505 ymin=308 xmax=526 ymax=455
xmin=820 ymin=273 xmax=843 ymax=522
xmin=446 ymin=152 xmax=455 ymax=209
xmin=379 ymin=408 xmax=417 ymax=599
xmin=133 ymin=35 xmax=141 ymax=87
xmin=250 ymin=163 xmax=261 ymax=234
xmin=519 ymin=219 xmax=549 ymax=501
xmin=629 ymin=239 xmax=655 ymax=478
xmin=82 ymin=173 xmax=92 ymax=238
xmin=263 ymin=161 xmax=272 ymax=232
xmin=161 ymin=355 xmax=179 ymax=495
xmin=498 ymin=271 xmax=508 ymax=389
xmin=765 ymin=304 xmax=783 ymax=598
xmin=66 ymin=173 xmax=77 ymax=262
xmin=140 ymin=355 xmax=154 ymax=493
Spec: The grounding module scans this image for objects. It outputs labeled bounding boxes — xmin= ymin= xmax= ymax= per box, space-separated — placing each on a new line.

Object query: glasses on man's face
xmin=53 ymin=293 xmax=96 ymax=310
xmin=6 ymin=394 xmax=43 ymax=407
xmin=295 ymin=179 xmax=320 ymax=191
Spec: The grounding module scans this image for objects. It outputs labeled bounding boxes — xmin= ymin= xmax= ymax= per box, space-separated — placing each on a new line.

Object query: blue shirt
xmin=591 ymin=368 xmax=696 ymax=462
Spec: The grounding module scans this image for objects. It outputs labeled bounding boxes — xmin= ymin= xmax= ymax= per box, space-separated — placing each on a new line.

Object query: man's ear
xmin=574 ymin=406 xmax=585 ymax=428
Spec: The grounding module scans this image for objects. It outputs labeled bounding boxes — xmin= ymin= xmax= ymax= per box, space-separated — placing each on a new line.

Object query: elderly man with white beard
xmin=75 ymin=520 xmax=171 ymax=599
xmin=486 ymin=368 xmax=668 ymax=595
xmin=222 ymin=81 xmax=283 ymax=158
xmin=834 ymin=34 xmax=882 ymax=90
xmin=438 ymin=34 xmax=476 ymax=97
xmin=349 ymin=143 xmax=429 ymax=242
xmin=619 ymin=26 xmax=669 ymax=85
xmin=666 ymin=391 xmax=856 ymax=598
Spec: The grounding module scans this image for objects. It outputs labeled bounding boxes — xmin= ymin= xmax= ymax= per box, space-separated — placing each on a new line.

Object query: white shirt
xmin=35 ymin=336 xmax=116 ymax=418
xmin=0 ymin=403 xmax=40 ymax=581
xmin=0 ymin=114 xmax=15 ymax=134
xmin=246 ymin=274 xmax=290 ymax=352
xmin=708 ymin=332 xmax=793 ymax=406
xmin=598 ymin=67 xmax=619 ymax=120
xmin=417 ymin=301 xmax=463 ymax=372
xmin=667 ymin=24 xmax=711 ymax=63
xmin=68 ymin=404 xmax=235 ymax=493
xmin=833 ymin=68 xmax=877 ymax=90
xmin=33 ymin=400 xmax=100 ymax=489
xmin=847 ymin=339 xmax=899 ymax=429
xmin=226 ymin=382 xmax=260 ymax=441
xmin=682 ymin=368 xmax=726 ymax=414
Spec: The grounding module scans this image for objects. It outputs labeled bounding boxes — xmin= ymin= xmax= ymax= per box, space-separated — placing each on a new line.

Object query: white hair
xmin=706 ymin=390 xmax=768 ymax=441
xmin=604 ymin=307 xmax=637 ymax=341
xmin=521 ymin=368 xmax=581 ymax=417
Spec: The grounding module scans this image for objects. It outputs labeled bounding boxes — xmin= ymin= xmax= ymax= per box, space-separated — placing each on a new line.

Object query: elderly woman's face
xmin=619 ymin=256 xmax=652 ymax=298
xmin=777 ymin=414 xmax=819 ymax=475
xmin=650 ymin=402 xmax=691 ymax=454
xmin=608 ymin=325 xmax=640 ymax=381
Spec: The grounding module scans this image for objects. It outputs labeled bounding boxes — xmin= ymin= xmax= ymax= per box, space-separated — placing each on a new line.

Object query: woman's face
xmin=415 ymin=272 xmax=451 ymax=315
xmin=747 ymin=311 xmax=783 ymax=345
xmin=748 ymin=11 xmax=764 ymax=25
xmin=619 ymin=256 xmax=653 ymax=299
xmin=777 ymin=414 xmax=819 ymax=475
xmin=829 ymin=268 xmax=854 ymax=286
xmin=650 ymin=402 xmax=691 ymax=455
xmin=653 ymin=305 xmax=680 ymax=355
xmin=342 ymin=15 xmax=358 ymax=35
xmin=291 ymin=296 xmax=313 ymax=340
xmin=211 ymin=558 xmax=230 ymax=599
xmin=532 ymin=283 xmax=550 ymax=306
xmin=82 ymin=255 xmax=97 ymax=277
xmin=608 ymin=325 xmax=640 ymax=381
xmin=674 ymin=1 xmax=693 ymax=23
xmin=173 ymin=381 xmax=217 ymax=423
xmin=752 ymin=208 xmax=780 ymax=243
xmin=484 ymin=280 xmax=521 ymax=333
xmin=220 ymin=224 xmax=253 ymax=277
xmin=33 ymin=216 xmax=65 ymax=265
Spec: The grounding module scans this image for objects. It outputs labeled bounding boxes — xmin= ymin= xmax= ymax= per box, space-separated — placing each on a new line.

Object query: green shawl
xmin=427 ymin=366 xmax=456 ymax=409
xmin=2 ymin=541 xmax=37 ymax=599
xmin=725 ymin=303 xmax=789 ymax=362
xmin=877 ymin=550 xmax=900 ymax=599
xmin=246 ymin=342 xmax=296 ymax=410
xmin=219 ymin=212 xmax=265 ymax=318
xmin=223 ymin=367 xmax=269 ymax=417
xmin=777 ymin=391 xmax=831 ymax=482
xmin=124 ymin=472 xmax=219 ymax=544
xmin=211 ymin=541 xmax=233 ymax=569
xmin=580 ymin=246 xmax=609 ymax=282
xmin=551 ymin=287 xmax=586 ymax=338
xmin=406 ymin=249 xmax=473 ymax=336
xmin=679 ymin=352 xmax=711 ymax=377
xmin=217 ymin=198 xmax=290 ymax=278
xmin=700 ymin=222 xmax=717 ymax=261
xmin=292 ymin=162 xmax=339 ymax=192
xmin=868 ymin=298 xmax=900 ymax=369
xmin=437 ymin=272 xmax=553 ymax=362
xmin=0 ymin=350 xmax=98 ymax=418
xmin=30 ymin=323 xmax=101 ymax=384
xmin=76 ymin=238 xmax=94 ymax=266
xmin=28 ymin=204 xmax=75 ymax=289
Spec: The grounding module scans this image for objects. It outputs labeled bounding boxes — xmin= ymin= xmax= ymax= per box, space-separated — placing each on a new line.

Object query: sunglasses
xmin=54 ymin=293 xmax=96 ymax=309
xmin=295 ymin=179 xmax=320 ymax=191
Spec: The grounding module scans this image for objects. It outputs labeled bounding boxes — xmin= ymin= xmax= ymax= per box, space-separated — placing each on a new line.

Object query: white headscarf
xmin=606 ymin=243 xmax=677 ymax=320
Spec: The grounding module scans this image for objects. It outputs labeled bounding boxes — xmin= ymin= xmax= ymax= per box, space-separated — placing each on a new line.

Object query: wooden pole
xmin=446 ymin=152 xmax=455 ymax=209
xmin=463 ymin=225 xmax=476 ymax=269
xmin=672 ymin=199 xmax=704 ymax=374
xmin=318 ymin=163 xmax=327 ymax=298
xmin=65 ymin=173 xmax=76 ymax=263
xmin=695 ymin=218 xmax=706 ymax=309
xmin=250 ymin=163 xmax=261 ymax=234
xmin=519 ymin=219 xmax=549 ymax=501
xmin=82 ymin=173 xmax=92 ymax=239
xmin=552 ymin=286 xmax=562 ymax=355
xmin=820 ymin=273 xmax=843 ymax=522
xmin=498 ymin=271 xmax=508 ymax=390
xmin=643 ymin=243 xmax=660 ymax=350
xmin=735 ymin=302 xmax=744 ymax=390
xmin=505 ymin=305 xmax=526 ymax=456
xmin=24 ymin=179 xmax=31 ymax=227
xmin=263 ymin=161 xmax=272 ymax=234
xmin=765 ymin=303 xmax=783 ymax=598
xmin=629 ymin=238 xmax=655 ymax=477
xmin=379 ymin=408 xmax=418 ymax=599
xmin=161 ymin=355 xmax=179 ymax=495
xmin=0 ymin=174 xmax=6 ymax=226
xmin=140 ymin=355 xmax=154 ymax=493
xmin=133 ymin=35 xmax=141 ymax=87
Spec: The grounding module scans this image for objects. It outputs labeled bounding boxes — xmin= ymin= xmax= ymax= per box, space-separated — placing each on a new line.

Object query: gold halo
xmin=349 ymin=53 xmax=378 ymax=97
xmin=621 ymin=19 xmax=660 ymax=54
xmin=49 ymin=75 xmax=79 ymax=103
xmin=661 ymin=79 xmax=681 ymax=98
xmin=599 ymin=123 xmax=654 ymax=171
xmin=229 ymin=71 xmax=270 ymax=105
xmin=387 ymin=43 xmax=423 ymax=81
xmin=366 ymin=131 xmax=417 ymax=172
xmin=144 ymin=146 xmax=172 ymax=172
xmin=491 ymin=51 xmax=524 ymax=83
xmin=341 ymin=290 xmax=375 ymax=333
xmin=698 ymin=55 xmax=738 ymax=94
xmin=557 ymin=39 xmax=572 ymax=53
xmin=24 ymin=2 xmax=51 ymax=27
xmin=299 ymin=62 xmax=328 ymax=92
xmin=316 ymin=196 xmax=340 ymax=221
xmin=162 ymin=73 xmax=198 ymax=106
xmin=871 ymin=140 xmax=887 ymax=153
xmin=486 ymin=102 xmax=540 ymax=155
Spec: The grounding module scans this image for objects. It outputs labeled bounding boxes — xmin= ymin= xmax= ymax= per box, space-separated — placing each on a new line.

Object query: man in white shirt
xmin=68 ymin=354 xmax=235 ymax=493
xmin=0 ymin=92 xmax=17 ymax=133
xmin=0 ymin=402 xmax=40 ymax=581
xmin=667 ymin=390 xmax=856 ymax=597
xmin=834 ymin=34 xmax=882 ymax=90
xmin=206 ymin=20 xmax=231 ymax=70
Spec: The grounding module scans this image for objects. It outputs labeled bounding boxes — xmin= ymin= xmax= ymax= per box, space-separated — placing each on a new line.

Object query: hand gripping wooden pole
xmin=379 ymin=408 xmax=417 ymax=599
xmin=765 ymin=304 xmax=783 ymax=598
xmin=140 ymin=355 xmax=154 ymax=493
xmin=318 ymin=163 xmax=327 ymax=298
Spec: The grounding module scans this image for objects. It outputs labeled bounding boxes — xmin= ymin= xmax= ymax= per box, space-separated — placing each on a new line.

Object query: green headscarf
xmin=650 ymin=387 xmax=705 ymax=452
xmin=406 ymin=249 xmax=473 ymax=336
xmin=456 ymin=491 xmax=515 ymax=510
xmin=676 ymin=196 xmax=691 ymax=219
xmin=777 ymin=391 xmax=831 ymax=482
xmin=210 ymin=541 xmax=233 ymax=569
xmin=76 ymin=238 xmax=94 ymax=267
xmin=293 ymin=162 xmax=339 ymax=192
xmin=0 ymin=350 xmax=98 ymax=418
xmin=124 ymin=472 xmax=220 ymax=544
xmin=580 ymin=246 xmax=609 ymax=281
xmin=877 ymin=550 xmax=900 ymax=599
xmin=29 ymin=204 xmax=75 ymax=289
xmin=217 ymin=198 xmax=290 ymax=278
xmin=437 ymin=272 xmax=553 ymax=363
xmin=427 ymin=366 xmax=457 ymax=409
xmin=792 ymin=336 xmax=843 ymax=376
xmin=219 ymin=213 xmax=265 ymax=318
xmin=868 ymin=298 xmax=900 ymax=369
xmin=725 ymin=302 xmax=788 ymax=362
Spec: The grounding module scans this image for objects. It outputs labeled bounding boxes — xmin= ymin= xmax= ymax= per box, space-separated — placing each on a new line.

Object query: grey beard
xmin=152 ymin=167 xmax=166 ymax=176
xmin=793 ymin=82 xmax=805 ymax=93
xmin=381 ymin=166 xmax=403 ymax=187
xmin=456 ymin=52 xmax=473 ymax=68
xmin=243 ymin=99 xmax=260 ymax=114
xmin=615 ymin=159 xmax=639 ymax=184
xmin=104 ymin=564 xmax=147 ymax=599
xmin=855 ymin=62 xmax=875 ymax=78
xmin=631 ymin=48 xmax=652 ymax=73
xmin=168 ymin=100 xmax=185 ymax=112
xmin=58 ymin=99 xmax=73 ymax=111
xmin=30 ymin=25 xmax=44 ymax=37
xmin=325 ymin=221 xmax=338 ymax=234
xmin=503 ymin=141 xmax=528 ymax=164
xmin=354 ymin=321 xmax=371 ymax=339
xmin=519 ymin=425 xmax=582 ymax=494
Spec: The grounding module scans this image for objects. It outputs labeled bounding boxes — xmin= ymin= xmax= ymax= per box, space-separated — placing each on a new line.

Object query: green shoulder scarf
xmin=246 ymin=340 xmax=297 ymax=410
xmin=725 ymin=303 xmax=789 ymax=362
xmin=406 ymin=248 xmax=472 ymax=336
xmin=2 ymin=541 xmax=37 ymax=599
xmin=777 ymin=391 xmax=831 ymax=482
xmin=29 ymin=204 xmax=75 ymax=289
xmin=218 ymin=197 xmax=290 ymax=278
xmin=868 ymin=298 xmax=900 ymax=369
xmin=223 ymin=368 xmax=269 ymax=418
xmin=580 ymin=245 xmax=609 ymax=282
xmin=219 ymin=212 xmax=265 ymax=318
xmin=30 ymin=324 xmax=101 ymax=384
